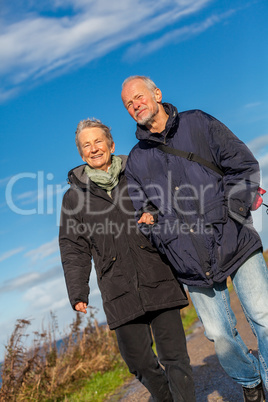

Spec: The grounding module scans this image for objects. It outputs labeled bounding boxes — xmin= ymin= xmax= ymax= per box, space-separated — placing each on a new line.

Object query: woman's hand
xmin=75 ymin=302 xmax=87 ymax=314
xmin=138 ymin=212 xmax=155 ymax=225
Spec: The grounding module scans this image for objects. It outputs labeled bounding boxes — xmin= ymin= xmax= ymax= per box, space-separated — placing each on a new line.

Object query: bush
xmin=0 ymin=309 xmax=121 ymax=401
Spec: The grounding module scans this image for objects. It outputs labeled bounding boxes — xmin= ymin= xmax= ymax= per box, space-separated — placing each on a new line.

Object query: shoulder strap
xmin=156 ymin=144 xmax=224 ymax=177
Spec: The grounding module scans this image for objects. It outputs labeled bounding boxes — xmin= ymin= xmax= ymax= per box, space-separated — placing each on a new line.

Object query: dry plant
xmin=0 ymin=308 xmax=120 ymax=401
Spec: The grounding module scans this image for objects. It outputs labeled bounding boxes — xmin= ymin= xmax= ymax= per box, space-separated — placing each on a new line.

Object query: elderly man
xmin=121 ymin=75 xmax=268 ymax=402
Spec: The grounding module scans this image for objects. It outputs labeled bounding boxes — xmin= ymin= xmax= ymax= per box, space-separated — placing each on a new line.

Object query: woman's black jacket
xmin=59 ymin=157 xmax=188 ymax=329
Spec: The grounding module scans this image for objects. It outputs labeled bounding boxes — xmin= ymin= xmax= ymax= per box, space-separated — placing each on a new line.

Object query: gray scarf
xmin=84 ymin=155 xmax=122 ymax=197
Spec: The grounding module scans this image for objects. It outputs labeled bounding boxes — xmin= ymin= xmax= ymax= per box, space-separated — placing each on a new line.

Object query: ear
xmin=154 ymin=88 xmax=162 ymax=103
xmin=111 ymin=141 xmax=115 ymax=154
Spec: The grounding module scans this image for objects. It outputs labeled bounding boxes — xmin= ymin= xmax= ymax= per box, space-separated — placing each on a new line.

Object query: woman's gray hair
xmin=75 ymin=118 xmax=113 ymax=156
xmin=122 ymin=75 xmax=157 ymax=93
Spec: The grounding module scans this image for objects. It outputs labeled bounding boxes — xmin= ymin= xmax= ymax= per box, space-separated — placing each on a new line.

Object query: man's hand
xmin=138 ymin=212 xmax=155 ymax=225
xmin=75 ymin=302 xmax=87 ymax=314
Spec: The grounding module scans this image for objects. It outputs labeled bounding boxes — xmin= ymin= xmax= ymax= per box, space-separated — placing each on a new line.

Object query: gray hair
xmin=122 ymin=75 xmax=157 ymax=93
xmin=75 ymin=118 xmax=113 ymax=156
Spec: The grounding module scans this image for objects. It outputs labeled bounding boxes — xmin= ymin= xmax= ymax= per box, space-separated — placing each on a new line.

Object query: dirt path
xmin=107 ymin=290 xmax=267 ymax=401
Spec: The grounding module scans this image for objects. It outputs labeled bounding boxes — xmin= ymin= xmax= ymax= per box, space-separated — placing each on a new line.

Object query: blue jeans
xmin=188 ymin=250 xmax=268 ymax=390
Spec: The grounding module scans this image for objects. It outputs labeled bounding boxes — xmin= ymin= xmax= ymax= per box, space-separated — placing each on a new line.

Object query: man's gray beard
xmin=137 ymin=104 xmax=159 ymax=126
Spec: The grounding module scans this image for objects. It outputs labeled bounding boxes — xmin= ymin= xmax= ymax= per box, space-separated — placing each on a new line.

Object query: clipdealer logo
xmin=5 ymin=171 xmax=69 ymax=220
xmin=4 ymin=170 xmax=264 ymax=232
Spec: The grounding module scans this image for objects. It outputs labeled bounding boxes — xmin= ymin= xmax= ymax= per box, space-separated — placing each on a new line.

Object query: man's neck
xmin=146 ymin=105 xmax=169 ymax=133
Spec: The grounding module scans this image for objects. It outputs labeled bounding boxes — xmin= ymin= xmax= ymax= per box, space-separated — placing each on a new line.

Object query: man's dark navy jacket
xmin=125 ymin=103 xmax=263 ymax=287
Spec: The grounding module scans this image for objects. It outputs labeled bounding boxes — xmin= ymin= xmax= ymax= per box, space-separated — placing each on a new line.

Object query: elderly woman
xmin=59 ymin=119 xmax=196 ymax=402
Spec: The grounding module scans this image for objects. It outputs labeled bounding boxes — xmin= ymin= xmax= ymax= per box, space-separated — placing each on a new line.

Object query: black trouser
xmin=115 ymin=308 xmax=196 ymax=402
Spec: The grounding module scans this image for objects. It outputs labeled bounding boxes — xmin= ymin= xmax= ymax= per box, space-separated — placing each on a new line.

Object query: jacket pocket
xmin=99 ymin=258 xmax=130 ymax=302
xmin=227 ymin=199 xmax=251 ymax=224
xmin=203 ymin=197 xmax=228 ymax=225
xmin=99 ymin=256 xmax=117 ymax=279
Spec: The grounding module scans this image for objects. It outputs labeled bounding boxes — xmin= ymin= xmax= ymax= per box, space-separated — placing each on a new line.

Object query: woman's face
xmin=79 ymin=127 xmax=115 ymax=172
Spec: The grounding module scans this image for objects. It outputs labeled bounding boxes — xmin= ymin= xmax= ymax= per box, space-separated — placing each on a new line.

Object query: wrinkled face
xmin=121 ymin=79 xmax=161 ymax=125
xmin=78 ymin=127 xmax=115 ymax=172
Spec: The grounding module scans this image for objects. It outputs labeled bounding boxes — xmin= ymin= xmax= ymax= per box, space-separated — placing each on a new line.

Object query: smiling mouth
xmin=136 ymin=108 xmax=147 ymax=118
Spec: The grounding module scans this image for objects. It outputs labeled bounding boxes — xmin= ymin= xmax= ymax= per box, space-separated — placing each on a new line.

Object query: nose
xmin=132 ymin=99 xmax=141 ymax=110
xmin=90 ymin=143 xmax=98 ymax=153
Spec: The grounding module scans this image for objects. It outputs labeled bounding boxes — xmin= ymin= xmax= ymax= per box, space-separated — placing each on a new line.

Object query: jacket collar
xmin=135 ymin=103 xmax=179 ymax=143
xmin=67 ymin=155 xmax=128 ymax=188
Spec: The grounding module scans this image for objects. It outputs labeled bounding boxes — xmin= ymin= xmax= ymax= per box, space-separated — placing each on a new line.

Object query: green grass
xmin=61 ymin=364 xmax=131 ymax=402
xmin=64 ymin=303 xmax=199 ymax=402
xmin=182 ymin=306 xmax=198 ymax=335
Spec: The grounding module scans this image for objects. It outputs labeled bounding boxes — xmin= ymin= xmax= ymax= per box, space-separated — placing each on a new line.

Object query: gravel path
xmin=107 ymin=290 xmax=267 ymax=401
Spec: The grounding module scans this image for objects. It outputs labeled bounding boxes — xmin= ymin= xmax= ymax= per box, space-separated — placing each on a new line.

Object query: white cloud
xmin=244 ymin=133 xmax=268 ymax=248
xmin=4 ymin=178 xmax=68 ymax=212
xmin=0 ymin=176 xmax=13 ymax=187
xmin=25 ymin=237 xmax=59 ymax=262
xmin=252 ymin=205 xmax=268 ymax=249
xmin=244 ymin=102 xmax=262 ymax=109
xmin=16 ymin=191 xmax=36 ymax=200
xmin=0 ymin=277 xmax=70 ymax=361
xmin=22 ymin=275 xmax=101 ymax=316
xmin=0 ymin=87 xmax=20 ymax=103
xmin=124 ymin=10 xmax=235 ymax=60
xmin=91 ymin=287 xmax=101 ymax=297
xmin=247 ymin=136 xmax=268 ymax=191
xmin=259 ymin=154 xmax=268 ymax=170
xmin=0 ymin=265 xmax=62 ymax=293
xmin=0 ymin=272 xmax=105 ymax=361
xmin=0 ymin=0 xmax=216 ymax=100
xmin=254 ymin=150 xmax=268 ymax=250
xmin=247 ymin=134 xmax=268 ymax=156
xmin=0 ymin=246 xmax=24 ymax=262
xmin=23 ymin=277 xmax=68 ymax=311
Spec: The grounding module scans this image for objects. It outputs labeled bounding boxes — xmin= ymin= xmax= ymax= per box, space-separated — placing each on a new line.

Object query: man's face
xmin=121 ymin=79 xmax=161 ymax=126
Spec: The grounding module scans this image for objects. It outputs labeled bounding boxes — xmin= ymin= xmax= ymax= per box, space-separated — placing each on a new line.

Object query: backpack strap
xmin=156 ymin=144 xmax=224 ymax=177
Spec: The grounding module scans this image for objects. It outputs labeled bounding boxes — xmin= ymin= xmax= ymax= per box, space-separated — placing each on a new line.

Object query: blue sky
xmin=0 ymin=0 xmax=268 ymax=360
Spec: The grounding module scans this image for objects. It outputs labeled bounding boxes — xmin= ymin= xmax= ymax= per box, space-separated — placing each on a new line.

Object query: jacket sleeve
xmin=125 ymin=157 xmax=159 ymax=240
xmin=59 ymin=191 xmax=92 ymax=310
xmin=205 ymin=112 xmax=260 ymax=221
xmin=125 ymin=156 xmax=149 ymax=216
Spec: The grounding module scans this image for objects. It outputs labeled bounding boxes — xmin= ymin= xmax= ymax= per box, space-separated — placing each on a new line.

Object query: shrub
xmin=0 ymin=309 xmax=120 ymax=401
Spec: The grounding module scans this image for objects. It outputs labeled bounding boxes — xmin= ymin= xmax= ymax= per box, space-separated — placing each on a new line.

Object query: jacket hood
xmin=135 ymin=103 xmax=180 ymax=143
xmin=67 ymin=154 xmax=128 ymax=187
